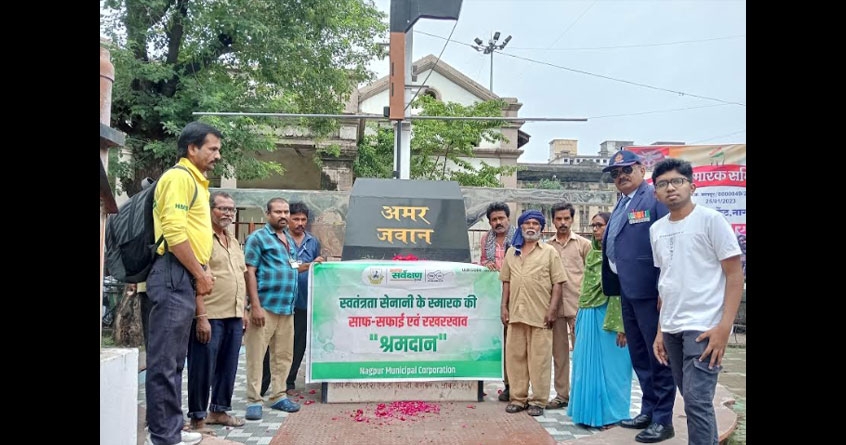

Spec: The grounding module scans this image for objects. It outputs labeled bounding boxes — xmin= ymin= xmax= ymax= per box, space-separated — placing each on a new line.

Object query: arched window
xmin=422 ymin=88 xmax=441 ymax=101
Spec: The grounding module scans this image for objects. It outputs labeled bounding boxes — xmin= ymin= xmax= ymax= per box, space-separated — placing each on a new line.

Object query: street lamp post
xmin=472 ymin=31 xmax=512 ymax=93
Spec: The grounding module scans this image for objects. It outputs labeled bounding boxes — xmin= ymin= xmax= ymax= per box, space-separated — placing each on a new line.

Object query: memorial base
xmin=322 ymin=380 xmax=483 ymax=403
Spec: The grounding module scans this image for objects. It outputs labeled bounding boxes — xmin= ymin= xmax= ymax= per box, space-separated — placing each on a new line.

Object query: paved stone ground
xmin=138 ymin=350 xmax=641 ymax=444
xmin=137 ymin=335 xmax=745 ymax=445
xmin=722 ymin=334 xmax=746 ymax=444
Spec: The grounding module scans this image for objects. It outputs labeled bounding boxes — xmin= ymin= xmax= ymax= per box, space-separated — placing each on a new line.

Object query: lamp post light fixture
xmin=472 ymin=31 xmax=512 ymax=93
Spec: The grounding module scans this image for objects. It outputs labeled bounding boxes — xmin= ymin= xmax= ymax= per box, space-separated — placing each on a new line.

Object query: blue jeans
xmin=621 ymin=296 xmax=676 ymax=426
xmin=144 ymin=253 xmax=196 ymax=445
xmin=663 ymin=331 xmax=721 ymax=445
xmin=187 ymin=317 xmax=244 ymax=419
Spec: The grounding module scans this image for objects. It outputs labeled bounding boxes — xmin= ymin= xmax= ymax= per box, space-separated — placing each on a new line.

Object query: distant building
xmin=515 ymin=139 xmax=686 ymax=232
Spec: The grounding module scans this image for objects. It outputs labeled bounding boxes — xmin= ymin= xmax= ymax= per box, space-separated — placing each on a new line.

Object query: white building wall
xmin=358 ymin=67 xmax=512 ymax=183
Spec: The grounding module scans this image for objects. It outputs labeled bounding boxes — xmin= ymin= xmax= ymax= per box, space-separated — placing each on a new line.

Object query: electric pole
xmin=472 ymin=31 xmax=512 ymax=93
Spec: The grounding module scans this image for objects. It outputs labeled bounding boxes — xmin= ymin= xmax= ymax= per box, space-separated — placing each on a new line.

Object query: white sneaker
xmin=181 ymin=431 xmax=203 ymax=445
xmin=145 ymin=431 xmax=201 ymax=445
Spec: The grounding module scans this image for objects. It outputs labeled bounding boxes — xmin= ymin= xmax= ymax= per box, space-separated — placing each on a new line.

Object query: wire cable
xmin=405 ymin=21 xmax=459 ymax=111
xmin=508 ymin=35 xmax=746 ymax=51
xmin=690 ymin=130 xmax=746 ymax=144
xmin=588 ymin=103 xmax=730 ymax=119
xmin=414 ymin=28 xmax=745 ymax=107
xmin=496 ymin=50 xmax=745 ymax=107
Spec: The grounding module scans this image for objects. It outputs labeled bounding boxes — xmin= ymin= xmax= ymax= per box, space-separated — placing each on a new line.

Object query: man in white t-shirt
xmin=649 ymin=158 xmax=744 ymax=445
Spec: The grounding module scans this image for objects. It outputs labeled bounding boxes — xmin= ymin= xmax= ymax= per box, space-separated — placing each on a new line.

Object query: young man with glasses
xmin=600 ymin=150 xmax=676 ymax=443
xmin=649 ymin=158 xmax=743 ymax=445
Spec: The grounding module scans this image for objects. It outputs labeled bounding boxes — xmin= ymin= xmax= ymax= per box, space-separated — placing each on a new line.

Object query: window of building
xmin=422 ymin=88 xmax=441 ymax=100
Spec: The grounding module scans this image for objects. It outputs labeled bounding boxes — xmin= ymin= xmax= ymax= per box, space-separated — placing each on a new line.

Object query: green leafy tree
xmin=354 ymin=96 xmax=518 ymax=187
xmin=100 ymin=0 xmax=386 ymax=195
xmin=533 ymin=178 xmax=563 ymax=190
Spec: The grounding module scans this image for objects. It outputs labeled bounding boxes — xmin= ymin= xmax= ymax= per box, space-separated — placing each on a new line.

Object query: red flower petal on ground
xmin=309 ymin=389 xmax=316 ymax=394
xmin=304 ymin=400 xmax=314 ymax=405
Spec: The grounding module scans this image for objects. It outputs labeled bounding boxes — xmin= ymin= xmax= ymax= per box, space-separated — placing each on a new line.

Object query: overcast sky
xmin=366 ymin=0 xmax=746 ymax=163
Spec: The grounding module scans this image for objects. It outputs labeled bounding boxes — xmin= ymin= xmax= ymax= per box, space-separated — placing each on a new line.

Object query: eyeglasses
xmin=655 ymin=177 xmax=690 ymax=190
xmin=215 ymin=207 xmax=237 ymax=214
xmin=609 ymin=165 xmax=634 ymax=179
xmin=589 ymin=223 xmax=606 ymax=229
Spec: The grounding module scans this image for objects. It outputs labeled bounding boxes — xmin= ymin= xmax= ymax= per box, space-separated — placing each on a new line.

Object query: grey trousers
xmin=144 ymin=253 xmax=196 ymax=445
xmin=663 ymin=330 xmax=721 ymax=445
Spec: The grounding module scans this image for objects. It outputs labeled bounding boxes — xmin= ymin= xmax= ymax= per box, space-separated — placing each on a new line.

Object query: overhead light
xmin=493 ymin=31 xmax=501 ymax=41
xmin=502 ymin=35 xmax=512 ymax=47
xmin=474 ymin=37 xmax=483 ymax=46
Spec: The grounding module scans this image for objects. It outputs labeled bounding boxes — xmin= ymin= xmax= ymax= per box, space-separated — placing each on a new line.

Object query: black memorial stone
xmin=342 ymin=178 xmax=471 ymax=262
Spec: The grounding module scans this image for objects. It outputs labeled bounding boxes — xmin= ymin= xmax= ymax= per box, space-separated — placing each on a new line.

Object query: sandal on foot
xmin=206 ymin=414 xmax=246 ymax=427
xmin=245 ymin=404 xmax=263 ymax=421
xmin=505 ymin=403 xmax=526 ymax=413
xmin=527 ymin=405 xmax=544 ymax=416
xmin=546 ymin=397 xmax=568 ymax=409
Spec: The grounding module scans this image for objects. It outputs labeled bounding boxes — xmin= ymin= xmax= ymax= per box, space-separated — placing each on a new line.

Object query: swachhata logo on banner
xmin=305 ymin=260 xmax=504 ymax=383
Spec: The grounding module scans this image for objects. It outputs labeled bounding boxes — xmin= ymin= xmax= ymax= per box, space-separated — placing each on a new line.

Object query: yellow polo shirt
xmin=153 ymin=158 xmax=212 ymax=264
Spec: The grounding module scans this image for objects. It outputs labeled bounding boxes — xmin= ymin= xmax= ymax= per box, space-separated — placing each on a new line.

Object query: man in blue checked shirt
xmin=243 ymin=198 xmax=301 ymax=420
xmin=260 ymin=202 xmax=325 ymax=397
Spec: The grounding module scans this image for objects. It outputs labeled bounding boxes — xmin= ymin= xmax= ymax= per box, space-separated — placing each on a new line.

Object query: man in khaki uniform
xmin=500 ymin=210 xmax=568 ymax=417
xmin=546 ymin=203 xmax=592 ymax=410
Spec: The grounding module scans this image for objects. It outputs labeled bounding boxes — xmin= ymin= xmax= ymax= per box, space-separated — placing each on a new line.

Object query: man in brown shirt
xmin=500 ymin=210 xmax=568 ymax=417
xmin=187 ymin=191 xmax=248 ymax=432
xmin=546 ymin=203 xmax=592 ymax=410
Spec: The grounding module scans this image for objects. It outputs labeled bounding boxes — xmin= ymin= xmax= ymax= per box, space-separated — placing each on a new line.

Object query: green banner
xmin=306 ymin=261 xmax=503 ymax=382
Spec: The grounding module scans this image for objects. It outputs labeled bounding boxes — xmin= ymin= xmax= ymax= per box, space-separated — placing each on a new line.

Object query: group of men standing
xmin=484 ymin=149 xmax=743 ymax=445
xmin=141 ymin=122 xmax=324 ymax=445
xmin=136 ymin=121 xmax=740 ymax=445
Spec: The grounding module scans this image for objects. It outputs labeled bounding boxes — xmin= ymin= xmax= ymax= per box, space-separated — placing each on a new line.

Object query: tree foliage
xmin=532 ymin=178 xmax=564 ymax=190
xmin=354 ymin=96 xmax=517 ymax=187
xmin=100 ymin=0 xmax=387 ymax=195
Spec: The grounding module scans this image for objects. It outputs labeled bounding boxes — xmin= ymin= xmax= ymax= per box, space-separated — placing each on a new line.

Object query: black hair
xmin=593 ymin=211 xmax=611 ymax=224
xmin=652 ymin=157 xmax=693 ymax=183
xmin=266 ymin=197 xmax=288 ymax=213
xmin=289 ymin=201 xmax=310 ymax=217
xmin=177 ymin=121 xmax=222 ymax=158
xmin=486 ymin=202 xmax=510 ymax=220
xmin=551 ymin=202 xmax=575 ymax=218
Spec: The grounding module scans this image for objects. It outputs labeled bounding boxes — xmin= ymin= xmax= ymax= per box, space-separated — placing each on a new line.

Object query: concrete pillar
xmin=100 ymin=349 xmax=139 ymax=445
xmin=220 ymin=175 xmax=237 ymax=189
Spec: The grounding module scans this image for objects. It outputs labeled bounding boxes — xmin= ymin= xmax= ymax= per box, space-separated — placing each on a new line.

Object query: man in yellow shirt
xmin=145 ymin=121 xmax=221 ymax=445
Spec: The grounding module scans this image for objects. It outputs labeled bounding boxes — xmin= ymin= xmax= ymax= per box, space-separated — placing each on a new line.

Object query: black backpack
xmin=105 ymin=165 xmax=198 ymax=283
